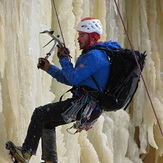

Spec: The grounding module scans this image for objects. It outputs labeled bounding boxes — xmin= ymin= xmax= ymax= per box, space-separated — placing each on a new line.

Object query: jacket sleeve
xmin=59 ymin=50 xmax=109 ymax=86
xmin=47 ymin=64 xmax=72 ymax=85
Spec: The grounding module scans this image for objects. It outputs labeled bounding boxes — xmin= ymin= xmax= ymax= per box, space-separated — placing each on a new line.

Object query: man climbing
xmin=6 ymin=17 xmax=121 ymax=163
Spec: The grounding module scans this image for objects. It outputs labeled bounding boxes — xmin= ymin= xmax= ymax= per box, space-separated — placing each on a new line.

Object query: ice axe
xmin=38 ymin=30 xmax=70 ymax=69
xmin=40 ymin=30 xmax=64 ymax=59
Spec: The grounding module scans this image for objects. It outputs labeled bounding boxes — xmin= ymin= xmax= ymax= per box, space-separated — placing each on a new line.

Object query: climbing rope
xmin=51 ymin=0 xmax=66 ymax=45
xmin=50 ymin=0 xmax=163 ymax=136
xmin=113 ymin=0 xmax=163 ymax=136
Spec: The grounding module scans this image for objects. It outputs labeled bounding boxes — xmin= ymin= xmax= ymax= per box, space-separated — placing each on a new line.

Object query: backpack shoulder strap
xmin=89 ymin=46 xmax=112 ymax=56
xmin=91 ymin=75 xmax=102 ymax=92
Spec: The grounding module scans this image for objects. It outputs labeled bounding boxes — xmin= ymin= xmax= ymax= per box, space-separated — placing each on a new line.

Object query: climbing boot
xmin=6 ymin=141 xmax=31 ymax=163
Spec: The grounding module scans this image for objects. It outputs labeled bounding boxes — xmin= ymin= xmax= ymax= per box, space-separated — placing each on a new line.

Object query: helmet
xmin=77 ymin=17 xmax=102 ymax=35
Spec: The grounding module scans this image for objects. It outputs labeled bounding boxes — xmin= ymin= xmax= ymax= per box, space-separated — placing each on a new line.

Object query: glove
xmin=57 ymin=46 xmax=70 ymax=58
xmin=37 ymin=58 xmax=51 ymax=71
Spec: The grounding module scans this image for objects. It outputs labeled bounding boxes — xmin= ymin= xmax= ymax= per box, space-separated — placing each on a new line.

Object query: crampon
xmin=6 ymin=141 xmax=29 ymax=163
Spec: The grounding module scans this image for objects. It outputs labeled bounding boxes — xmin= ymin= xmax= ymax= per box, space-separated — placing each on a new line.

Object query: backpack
xmin=90 ymin=47 xmax=146 ymax=111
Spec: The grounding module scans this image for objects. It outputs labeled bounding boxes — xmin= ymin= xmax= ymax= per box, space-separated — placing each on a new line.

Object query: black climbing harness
xmin=62 ymin=93 xmax=100 ymax=134
xmin=60 ymin=86 xmax=101 ymax=134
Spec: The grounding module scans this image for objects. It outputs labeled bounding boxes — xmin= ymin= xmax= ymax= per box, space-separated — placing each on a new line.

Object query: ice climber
xmin=6 ymin=17 xmax=121 ymax=163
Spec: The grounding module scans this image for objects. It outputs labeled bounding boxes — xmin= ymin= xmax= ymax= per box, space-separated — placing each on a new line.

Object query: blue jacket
xmin=47 ymin=41 xmax=121 ymax=92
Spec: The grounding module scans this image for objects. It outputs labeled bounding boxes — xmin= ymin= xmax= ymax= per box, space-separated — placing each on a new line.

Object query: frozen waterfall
xmin=0 ymin=0 xmax=163 ymax=163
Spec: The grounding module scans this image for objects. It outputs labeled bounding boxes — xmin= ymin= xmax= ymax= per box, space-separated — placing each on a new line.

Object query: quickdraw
xmin=66 ymin=119 xmax=98 ymax=135
xmin=62 ymin=95 xmax=99 ymax=134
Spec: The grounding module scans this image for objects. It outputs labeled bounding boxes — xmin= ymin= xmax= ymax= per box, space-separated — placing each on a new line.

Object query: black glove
xmin=57 ymin=46 xmax=70 ymax=58
xmin=37 ymin=58 xmax=50 ymax=71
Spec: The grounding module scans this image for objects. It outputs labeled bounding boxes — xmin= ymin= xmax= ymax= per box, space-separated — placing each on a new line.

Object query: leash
xmin=113 ymin=0 xmax=163 ymax=136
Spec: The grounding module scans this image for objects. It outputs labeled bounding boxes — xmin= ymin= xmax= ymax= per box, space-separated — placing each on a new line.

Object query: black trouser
xmin=22 ymin=97 xmax=102 ymax=162
xmin=41 ymin=128 xmax=58 ymax=162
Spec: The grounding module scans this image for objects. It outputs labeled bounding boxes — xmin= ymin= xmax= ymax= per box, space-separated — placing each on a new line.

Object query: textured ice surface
xmin=0 ymin=0 xmax=163 ymax=163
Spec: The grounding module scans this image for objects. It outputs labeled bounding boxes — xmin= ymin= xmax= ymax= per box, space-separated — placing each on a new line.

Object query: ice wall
xmin=0 ymin=0 xmax=163 ymax=163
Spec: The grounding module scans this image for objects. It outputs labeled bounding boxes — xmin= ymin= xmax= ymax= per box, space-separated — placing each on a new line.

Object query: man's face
xmin=77 ymin=32 xmax=90 ymax=49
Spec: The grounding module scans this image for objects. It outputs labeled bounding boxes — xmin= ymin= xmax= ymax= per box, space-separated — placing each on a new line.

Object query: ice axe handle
xmin=45 ymin=55 xmax=49 ymax=59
